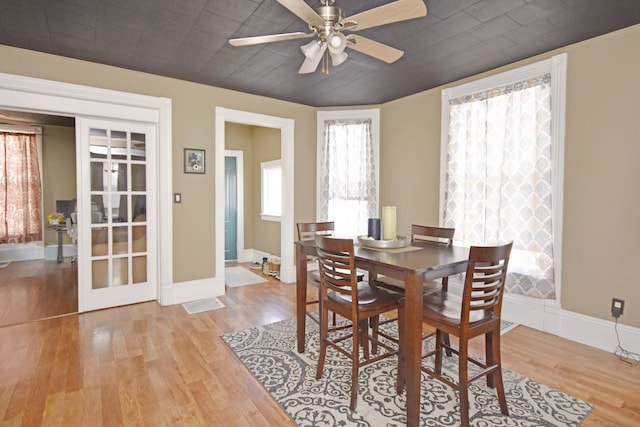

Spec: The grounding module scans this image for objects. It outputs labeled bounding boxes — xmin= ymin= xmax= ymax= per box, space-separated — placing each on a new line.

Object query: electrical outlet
xmin=611 ymin=298 xmax=625 ymax=318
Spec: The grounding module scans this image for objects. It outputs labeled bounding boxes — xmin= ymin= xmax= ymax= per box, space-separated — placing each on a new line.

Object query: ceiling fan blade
xmin=229 ymin=31 xmax=315 ymax=47
xmin=344 ymin=0 xmax=427 ymax=32
xmin=277 ymin=0 xmax=325 ymax=27
xmin=347 ymin=35 xmax=404 ymax=63
xmin=299 ymin=43 xmax=327 ymax=74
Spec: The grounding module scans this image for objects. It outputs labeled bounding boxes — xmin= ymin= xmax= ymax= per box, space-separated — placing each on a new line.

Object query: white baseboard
xmin=0 ymin=242 xmax=45 ymax=262
xmin=160 ymin=276 xmax=225 ymax=305
xmin=237 ymin=249 xmax=254 ymax=263
xmin=236 ymin=248 xmax=273 ymax=264
xmin=44 ymin=244 xmax=77 ymax=261
xmin=449 ymin=282 xmax=640 ymax=355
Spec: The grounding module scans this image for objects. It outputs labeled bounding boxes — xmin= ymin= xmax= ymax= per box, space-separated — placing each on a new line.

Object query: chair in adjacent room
xmin=400 ymin=242 xmax=513 ymax=427
xmin=314 ymin=235 xmax=404 ymax=411
xmin=66 ymin=212 xmax=78 ymax=264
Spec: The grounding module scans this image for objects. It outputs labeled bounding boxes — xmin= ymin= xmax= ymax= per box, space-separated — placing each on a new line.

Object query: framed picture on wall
xmin=184 ymin=148 xmax=205 ymax=174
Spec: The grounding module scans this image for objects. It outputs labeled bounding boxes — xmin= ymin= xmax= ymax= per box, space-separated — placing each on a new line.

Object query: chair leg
xmin=315 ymin=307 xmax=328 ymax=380
xmin=370 ymin=316 xmax=379 ymax=354
xmin=489 ymin=330 xmax=509 ymax=416
xmin=359 ymin=319 xmax=370 ymax=359
xmin=396 ymin=306 xmax=405 ymax=394
xmin=458 ymin=337 xmax=470 ymax=427
xmin=443 ymin=332 xmax=453 ymax=357
xmin=351 ymin=320 xmax=360 ymax=411
xmin=440 ymin=278 xmax=452 ymax=356
xmin=485 ymin=332 xmax=495 ymax=388
xmin=434 ymin=330 xmax=444 ymax=374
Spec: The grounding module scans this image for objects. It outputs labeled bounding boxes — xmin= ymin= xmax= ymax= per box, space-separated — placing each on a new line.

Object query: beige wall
xmin=251 ymin=126 xmax=281 ymax=257
xmin=1 ymin=24 xmax=638 ymax=327
xmin=0 ymin=44 xmax=317 ymax=284
xmin=225 ymin=123 xmax=281 ymax=257
xmin=381 ymin=25 xmax=640 ymax=327
xmin=41 ymin=125 xmax=76 ymax=246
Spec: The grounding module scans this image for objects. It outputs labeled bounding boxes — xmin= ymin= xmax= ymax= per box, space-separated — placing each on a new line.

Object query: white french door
xmin=76 ymin=117 xmax=157 ymax=311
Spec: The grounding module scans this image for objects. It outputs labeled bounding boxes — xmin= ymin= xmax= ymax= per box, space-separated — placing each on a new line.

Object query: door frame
xmin=215 ymin=107 xmax=295 ymax=283
xmin=0 ymin=72 xmax=173 ymax=309
xmin=224 ymin=150 xmax=244 ymax=261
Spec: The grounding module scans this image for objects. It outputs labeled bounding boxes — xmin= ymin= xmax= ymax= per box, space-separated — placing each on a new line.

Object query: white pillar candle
xmin=382 ymin=206 xmax=397 ymax=240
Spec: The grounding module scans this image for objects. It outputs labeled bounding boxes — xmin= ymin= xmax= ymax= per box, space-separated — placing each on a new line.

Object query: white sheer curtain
xmin=444 ymin=74 xmax=556 ymax=299
xmin=318 ymin=119 xmax=377 ymax=238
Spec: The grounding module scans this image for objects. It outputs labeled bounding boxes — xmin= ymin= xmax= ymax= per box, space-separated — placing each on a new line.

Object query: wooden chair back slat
xmin=297 ymin=222 xmax=335 ymax=240
xmin=462 ymin=243 xmax=512 ymax=321
xmin=411 ymin=224 xmax=455 ymax=245
xmin=315 ymin=235 xmax=358 ymax=301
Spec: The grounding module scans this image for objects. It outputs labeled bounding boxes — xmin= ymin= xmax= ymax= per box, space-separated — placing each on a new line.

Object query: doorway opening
xmin=215 ymin=107 xmax=295 ymax=284
xmin=0 ymin=71 xmax=173 ymax=311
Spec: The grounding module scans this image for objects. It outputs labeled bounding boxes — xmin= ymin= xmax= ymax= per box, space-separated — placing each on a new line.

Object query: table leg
xmin=57 ymin=228 xmax=63 ymax=263
xmin=296 ymin=244 xmax=308 ymax=353
xmin=404 ymin=271 xmax=423 ymax=427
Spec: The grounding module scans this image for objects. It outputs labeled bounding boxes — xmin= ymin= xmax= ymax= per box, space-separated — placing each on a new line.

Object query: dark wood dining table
xmin=295 ymin=238 xmax=470 ymax=427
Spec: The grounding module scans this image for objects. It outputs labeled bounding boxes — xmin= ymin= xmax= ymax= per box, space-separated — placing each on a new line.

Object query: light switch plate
xmin=174 ymin=193 xmax=182 ymax=203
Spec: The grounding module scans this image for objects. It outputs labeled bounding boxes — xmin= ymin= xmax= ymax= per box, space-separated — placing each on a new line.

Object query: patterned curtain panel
xmin=319 ymin=119 xmax=377 ymax=237
xmin=444 ymin=74 xmax=555 ymax=299
xmin=0 ymin=132 xmax=43 ymax=243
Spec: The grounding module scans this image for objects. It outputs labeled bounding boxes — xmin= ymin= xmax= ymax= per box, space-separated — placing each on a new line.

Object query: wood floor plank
xmin=0 ymin=263 xmax=638 ymax=426
xmin=0 ymin=260 xmax=77 ymax=327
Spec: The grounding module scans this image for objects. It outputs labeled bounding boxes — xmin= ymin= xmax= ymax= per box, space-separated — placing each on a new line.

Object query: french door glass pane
xmin=89 ymin=126 xmax=148 ymax=289
xmin=133 ymin=256 xmax=147 ymax=283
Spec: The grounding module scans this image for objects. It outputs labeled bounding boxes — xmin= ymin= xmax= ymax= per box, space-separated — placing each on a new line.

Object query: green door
xmin=224 ymin=156 xmax=238 ymax=261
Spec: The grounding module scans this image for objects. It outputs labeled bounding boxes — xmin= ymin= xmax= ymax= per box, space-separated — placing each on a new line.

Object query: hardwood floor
xmin=0 ymin=267 xmax=638 ymax=426
xmin=0 ymin=259 xmax=77 ymax=327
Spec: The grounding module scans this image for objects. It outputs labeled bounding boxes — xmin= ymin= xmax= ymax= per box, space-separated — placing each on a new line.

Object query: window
xmin=317 ymin=109 xmax=379 ymax=238
xmin=261 ymin=159 xmax=281 ymax=221
xmin=441 ymin=54 xmax=566 ymax=300
xmin=0 ymin=127 xmax=43 ymax=244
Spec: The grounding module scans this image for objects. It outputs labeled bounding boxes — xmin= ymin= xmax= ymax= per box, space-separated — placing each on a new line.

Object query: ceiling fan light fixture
xmin=327 ymin=32 xmax=347 ymax=54
xmin=329 ymin=51 xmax=348 ymax=66
xmin=301 ymin=40 xmax=322 ymax=60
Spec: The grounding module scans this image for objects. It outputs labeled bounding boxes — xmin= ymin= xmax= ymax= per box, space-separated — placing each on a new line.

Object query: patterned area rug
xmin=222 ymin=317 xmax=592 ymax=426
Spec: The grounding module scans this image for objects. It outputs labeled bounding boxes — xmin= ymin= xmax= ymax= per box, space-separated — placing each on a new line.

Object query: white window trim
xmin=316 ymin=108 xmax=380 ymax=221
xmin=440 ymin=53 xmax=567 ymax=307
xmin=260 ymin=158 xmax=282 ymax=222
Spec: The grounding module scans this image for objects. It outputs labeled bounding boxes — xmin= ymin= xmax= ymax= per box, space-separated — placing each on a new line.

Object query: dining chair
xmin=297 ymin=222 xmax=335 ymax=325
xmin=373 ymin=224 xmax=455 ymax=293
xmin=373 ymin=224 xmax=455 ymax=354
xmin=399 ymin=242 xmax=513 ymax=427
xmin=297 ymin=221 xmax=363 ymax=325
xmin=315 ymin=235 xmax=404 ymax=411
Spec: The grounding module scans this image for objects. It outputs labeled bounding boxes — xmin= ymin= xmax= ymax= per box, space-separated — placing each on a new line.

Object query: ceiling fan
xmin=228 ymin=0 xmax=427 ymax=74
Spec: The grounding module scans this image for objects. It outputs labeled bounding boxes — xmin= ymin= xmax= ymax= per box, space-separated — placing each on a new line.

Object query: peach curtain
xmin=0 ymin=132 xmax=43 ymax=243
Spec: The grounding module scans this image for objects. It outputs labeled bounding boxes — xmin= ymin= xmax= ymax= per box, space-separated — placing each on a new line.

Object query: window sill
xmin=260 ymin=214 xmax=281 ymax=222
